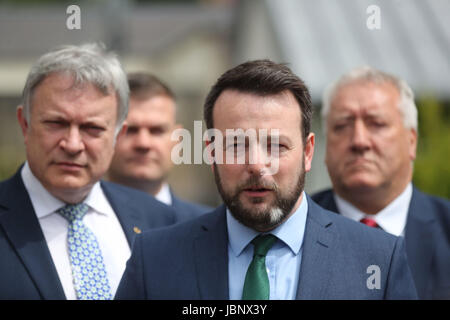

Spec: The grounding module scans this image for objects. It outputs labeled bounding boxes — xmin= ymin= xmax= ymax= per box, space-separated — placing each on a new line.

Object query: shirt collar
xmin=155 ymin=183 xmax=172 ymax=206
xmin=83 ymin=181 xmax=112 ymax=217
xmin=227 ymin=191 xmax=308 ymax=257
xmin=21 ymin=161 xmax=109 ymax=218
xmin=334 ymin=183 xmax=413 ymax=236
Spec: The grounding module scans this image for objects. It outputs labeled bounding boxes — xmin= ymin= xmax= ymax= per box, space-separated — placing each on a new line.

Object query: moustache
xmin=237 ymin=175 xmax=278 ymax=193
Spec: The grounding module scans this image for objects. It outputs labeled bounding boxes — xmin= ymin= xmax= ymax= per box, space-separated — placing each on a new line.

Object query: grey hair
xmin=321 ymin=66 xmax=418 ymax=133
xmin=21 ymin=42 xmax=129 ymax=135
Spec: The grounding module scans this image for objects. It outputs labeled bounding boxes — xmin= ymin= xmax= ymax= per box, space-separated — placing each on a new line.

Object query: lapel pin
xmin=133 ymin=226 xmax=142 ymax=234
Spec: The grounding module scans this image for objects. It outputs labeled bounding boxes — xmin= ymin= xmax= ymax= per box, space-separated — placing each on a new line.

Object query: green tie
xmin=242 ymin=234 xmax=277 ymax=300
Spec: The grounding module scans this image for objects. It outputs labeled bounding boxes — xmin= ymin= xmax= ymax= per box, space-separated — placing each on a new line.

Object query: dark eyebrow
xmin=81 ymin=121 xmax=106 ymax=129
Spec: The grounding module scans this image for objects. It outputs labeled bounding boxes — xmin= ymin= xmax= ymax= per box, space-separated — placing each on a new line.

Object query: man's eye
xmin=45 ymin=120 xmax=65 ymax=127
xmin=224 ymin=143 xmax=244 ymax=151
xmin=267 ymin=144 xmax=287 ymax=153
xmin=127 ymin=127 xmax=139 ymax=135
xmin=333 ymin=123 xmax=350 ymax=132
xmin=150 ymin=128 xmax=165 ymax=135
xmin=88 ymin=126 xmax=103 ymax=131
xmin=371 ymin=122 xmax=386 ymax=128
xmin=83 ymin=125 xmax=104 ymax=135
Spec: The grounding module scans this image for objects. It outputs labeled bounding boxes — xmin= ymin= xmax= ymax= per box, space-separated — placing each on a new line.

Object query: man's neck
xmin=335 ymin=181 xmax=411 ymax=215
xmin=107 ymin=173 xmax=164 ymax=196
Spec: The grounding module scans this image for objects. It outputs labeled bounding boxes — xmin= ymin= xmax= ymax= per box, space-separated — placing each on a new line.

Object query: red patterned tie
xmin=360 ymin=217 xmax=379 ymax=228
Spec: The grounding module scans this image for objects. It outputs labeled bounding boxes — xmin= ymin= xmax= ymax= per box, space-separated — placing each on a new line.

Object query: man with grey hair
xmin=313 ymin=66 xmax=450 ymax=299
xmin=0 ymin=43 xmax=176 ymax=299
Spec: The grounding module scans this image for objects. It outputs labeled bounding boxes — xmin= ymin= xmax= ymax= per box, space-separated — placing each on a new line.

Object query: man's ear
xmin=116 ymin=121 xmax=128 ymax=142
xmin=17 ymin=105 xmax=29 ymax=143
xmin=204 ymin=139 xmax=216 ymax=174
xmin=304 ymin=132 xmax=315 ymax=173
xmin=409 ymin=128 xmax=417 ymax=161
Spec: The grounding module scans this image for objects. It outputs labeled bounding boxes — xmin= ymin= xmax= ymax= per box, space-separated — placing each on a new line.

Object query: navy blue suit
xmin=171 ymin=191 xmax=213 ymax=223
xmin=116 ymin=196 xmax=418 ymax=299
xmin=0 ymin=169 xmax=176 ymax=299
xmin=312 ymin=187 xmax=450 ymax=299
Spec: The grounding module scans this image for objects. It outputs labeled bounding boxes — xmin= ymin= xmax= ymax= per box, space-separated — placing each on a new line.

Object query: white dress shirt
xmin=334 ymin=183 xmax=413 ymax=236
xmin=21 ymin=162 xmax=131 ymax=300
xmin=155 ymin=183 xmax=172 ymax=206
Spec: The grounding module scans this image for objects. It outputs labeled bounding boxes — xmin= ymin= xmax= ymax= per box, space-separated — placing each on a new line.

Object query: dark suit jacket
xmin=171 ymin=191 xmax=213 ymax=223
xmin=116 ymin=195 xmax=418 ymax=299
xmin=312 ymin=187 xmax=450 ymax=299
xmin=0 ymin=168 xmax=177 ymax=299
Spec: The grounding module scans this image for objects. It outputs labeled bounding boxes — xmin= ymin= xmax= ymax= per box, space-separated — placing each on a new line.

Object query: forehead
xmin=128 ymin=95 xmax=175 ymax=121
xmin=329 ymin=81 xmax=401 ymax=117
xmin=212 ymin=89 xmax=302 ymax=132
xmin=32 ymin=72 xmax=118 ymax=118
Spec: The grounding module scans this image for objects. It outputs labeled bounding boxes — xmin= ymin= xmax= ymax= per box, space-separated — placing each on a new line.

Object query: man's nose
xmin=133 ymin=129 xmax=153 ymax=150
xmin=350 ymin=120 xmax=371 ymax=152
xmin=60 ymin=126 xmax=84 ymax=155
xmin=245 ymin=144 xmax=273 ymax=176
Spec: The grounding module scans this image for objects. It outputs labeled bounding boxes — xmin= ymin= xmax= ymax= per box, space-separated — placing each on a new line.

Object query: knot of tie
xmin=360 ymin=217 xmax=379 ymax=228
xmin=252 ymin=234 xmax=277 ymax=257
xmin=57 ymin=203 xmax=89 ymax=222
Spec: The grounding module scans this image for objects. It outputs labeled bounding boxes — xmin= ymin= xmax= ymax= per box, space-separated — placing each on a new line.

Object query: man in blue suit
xmin=0 ymin=43 xmax=175 ymax=300
xmin=116 ymin=60 xmax=417 ymax=299
xmin=108 ymin=72 xmax=211 ymax=222
xmin=312 ymin=66 xmax=450 ymax=299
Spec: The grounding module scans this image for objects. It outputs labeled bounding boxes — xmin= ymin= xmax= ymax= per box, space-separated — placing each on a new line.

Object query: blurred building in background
xmin=0 ymin=0 xmax=449 ymax=205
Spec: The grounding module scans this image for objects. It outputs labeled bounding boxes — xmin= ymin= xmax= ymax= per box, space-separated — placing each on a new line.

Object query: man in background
xmin=313 ymin=66 xmax=450 ymax=299
xmin=108 ymin=72 xmax=211 ymax=222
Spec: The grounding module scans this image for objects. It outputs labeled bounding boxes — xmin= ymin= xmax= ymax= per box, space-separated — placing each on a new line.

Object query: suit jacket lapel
xmin=101 ymin=181 xmax=142 ymax=247
xmin=193 ymin=205 xmax=229 ymax=299
xmin=323 ymin=191 xmax=339 ymax=213
xmin=0 ymin=170 xmax=65 ymax=299
xmin=404 ymin=187 xmax=435 ymax=298
xmin=296 ymin=197 xmax=335 ymax=299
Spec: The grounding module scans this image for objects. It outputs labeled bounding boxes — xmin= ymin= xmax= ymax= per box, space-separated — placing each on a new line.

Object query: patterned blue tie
xmin=57 ymin=203 xmax=112 ymax=300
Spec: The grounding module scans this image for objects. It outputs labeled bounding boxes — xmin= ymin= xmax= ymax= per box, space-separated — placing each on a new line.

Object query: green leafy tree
xmin=413 ymin=97 xmax=450 ymax=199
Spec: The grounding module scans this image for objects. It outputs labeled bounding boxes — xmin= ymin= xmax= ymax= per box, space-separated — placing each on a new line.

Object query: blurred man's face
xmin=17 ymin=72 xmax=121 ymax=203
xmin=325 ymin=81 xmax=417 ymax=198
xmin=109 ymin=95 xmax=178 ymax=188
xmin=211 ymin=89 xmax=314 ymax=232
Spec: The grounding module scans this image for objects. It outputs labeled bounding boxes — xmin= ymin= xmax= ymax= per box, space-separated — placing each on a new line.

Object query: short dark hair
xmin=127 ymin=72 xmax=175 ymax=101
xmin=203 ymin=59 xmax=313 ymax=141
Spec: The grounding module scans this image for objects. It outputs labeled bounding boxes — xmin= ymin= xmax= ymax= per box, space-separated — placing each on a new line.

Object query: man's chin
xmin=230 ymin=199 xmax=284 ymax=230
xmin=239 ymin=198 xmax=276 ymax=215
xmin=50 ymin=179 xmax=91 ymax=192
xmin=343 ymin=177 xmax=381 ymax=193
xmin=127 ymin=168 xmax=165 ymax=181
xmin=43 ymin=178 xmax=93 ymax=203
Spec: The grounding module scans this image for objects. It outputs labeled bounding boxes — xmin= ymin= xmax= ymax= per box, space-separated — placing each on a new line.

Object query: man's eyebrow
xmin=363 ymin=111 xmax=386 ymax=118
xmin=330 ymin=114 xmax=355 ymax=121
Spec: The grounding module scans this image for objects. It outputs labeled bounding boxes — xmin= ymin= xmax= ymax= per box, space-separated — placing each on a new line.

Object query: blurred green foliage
xmin=413 ymin=97 xmax=450 ymax=199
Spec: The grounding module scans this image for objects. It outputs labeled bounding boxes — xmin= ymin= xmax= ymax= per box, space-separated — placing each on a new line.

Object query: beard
xmin=213 ymin=160 xmax=306 ymax=232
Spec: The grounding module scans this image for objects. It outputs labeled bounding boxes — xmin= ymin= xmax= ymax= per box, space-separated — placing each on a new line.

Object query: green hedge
xmin=413 ymin=97 xmax=450 ymax=199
